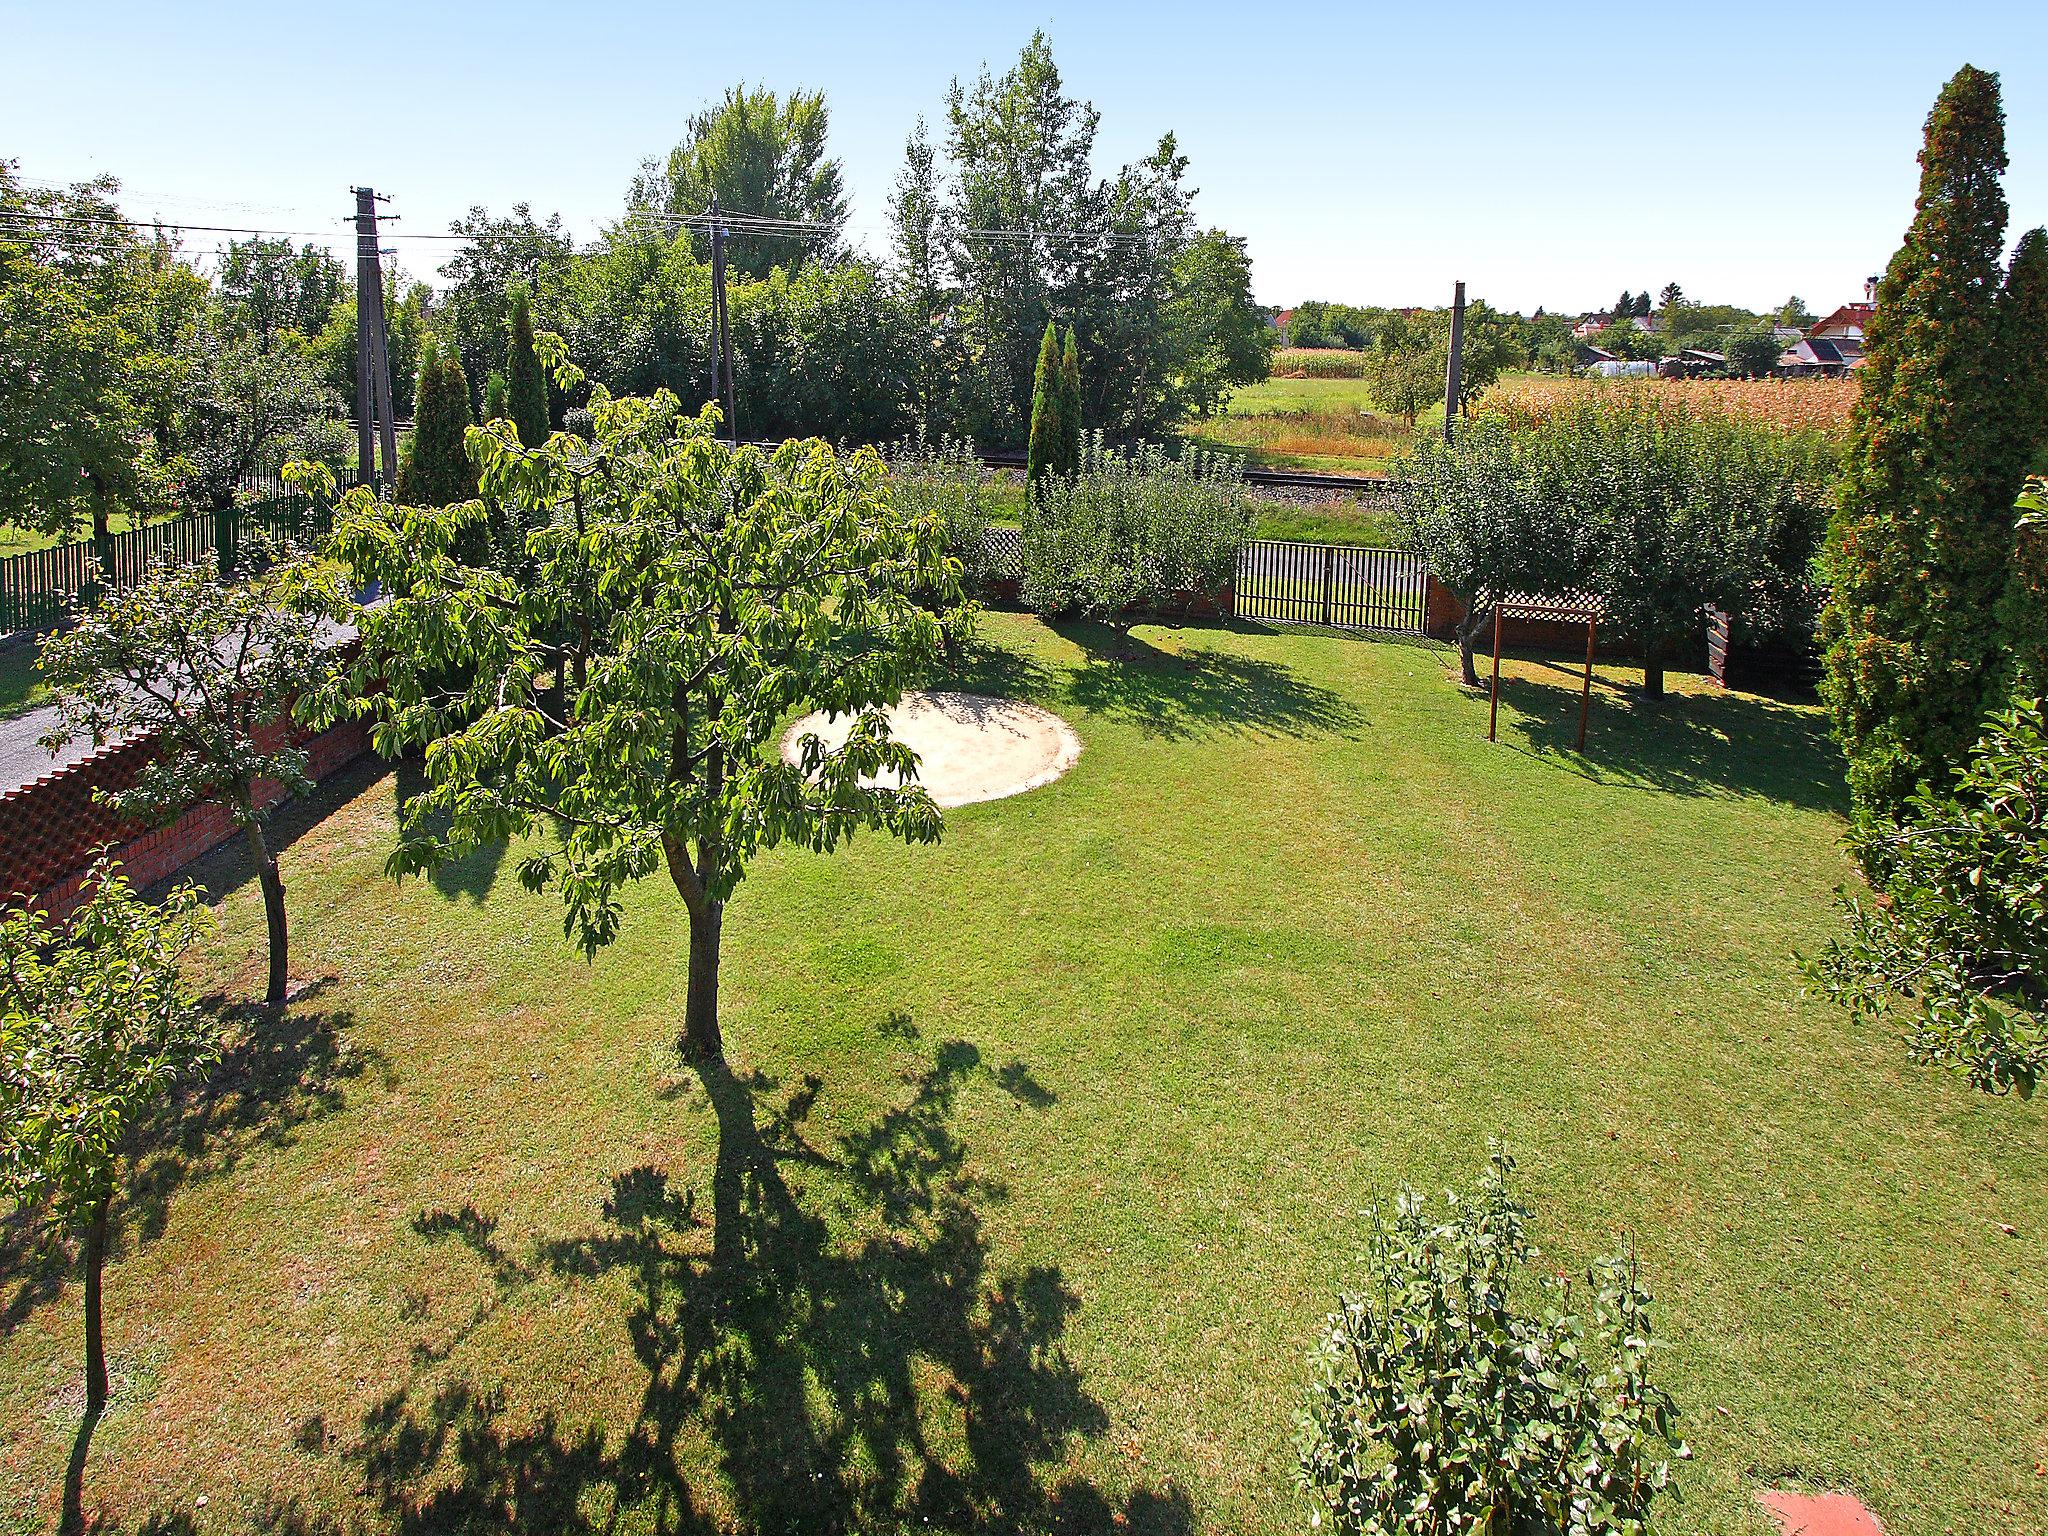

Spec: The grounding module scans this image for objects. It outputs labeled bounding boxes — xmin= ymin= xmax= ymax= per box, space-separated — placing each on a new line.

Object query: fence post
xmin=215 ymin=506 xmax=237 ymax=578
xmin=1321 ymin=544 xmax=1334 ymax=626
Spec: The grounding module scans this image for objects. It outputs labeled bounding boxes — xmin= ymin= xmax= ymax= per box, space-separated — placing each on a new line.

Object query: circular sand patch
xmin=780 ymin=691 xmax=1081 ymax=808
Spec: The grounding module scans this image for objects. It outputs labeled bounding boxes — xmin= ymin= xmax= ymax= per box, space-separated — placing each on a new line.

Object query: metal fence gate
xmin=1234 ymin=540 xmax=1428 ymax=632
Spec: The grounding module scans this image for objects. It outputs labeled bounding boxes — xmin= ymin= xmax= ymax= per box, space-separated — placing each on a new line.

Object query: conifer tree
xmin=1025 ymin=321 xmax=1062 ymax=492
xmin=1058 ymin=327 xmax=1082 ymax=474
xmin=397 ymin=336 xmax=477 ymax=507
xmin=1996 ymin=228 xmax=2048 ymax=687
xmin=483 ymin=370 xmax=510 ymax=425
xmin=1820 ymin=65 xmax=2022 ymax=821
xmin=505 ymin=281 xmax=549 ymax=449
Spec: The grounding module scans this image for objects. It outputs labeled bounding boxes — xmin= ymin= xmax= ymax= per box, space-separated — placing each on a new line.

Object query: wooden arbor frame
xmin=1487 ymin=594 xmax=1603 ymax=750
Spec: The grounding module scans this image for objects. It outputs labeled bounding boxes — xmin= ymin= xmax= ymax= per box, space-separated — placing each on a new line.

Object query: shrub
xmin=1808 ymin=698 xmax=2048 ymax=1097
xmin=1021 ymin=438 xmax=1253 ymax=634
xmin=884 ymin=430 xmax=1004 ymax=652
xmin=1298 ymin=1148 xmax=1685 ymax=1536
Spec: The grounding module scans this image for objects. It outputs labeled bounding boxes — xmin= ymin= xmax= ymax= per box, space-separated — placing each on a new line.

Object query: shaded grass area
xmin=0 ymin=641 xmax=46 ymax=721
xmin=1 ymin=614 xmax=2043 ymax=1535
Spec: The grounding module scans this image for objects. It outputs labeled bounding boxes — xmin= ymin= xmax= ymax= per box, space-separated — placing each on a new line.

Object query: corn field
xmin=1479 ymin=374 xmax=1860 ymax=439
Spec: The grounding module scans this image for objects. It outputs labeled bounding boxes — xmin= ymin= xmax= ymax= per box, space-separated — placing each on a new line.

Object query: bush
xmin=884 ymin=431 xmax=1006 ymax=653
xmin=1808 ymin=698 xmax=2048 ymax=1097
xmin=1298 ymin=1148 xmax=1685 ymax=1536
xmin=1401 ymin=392 xmax=1836 ymax=694
xmin=1021 ymin=438 xmax=1253 ymax=633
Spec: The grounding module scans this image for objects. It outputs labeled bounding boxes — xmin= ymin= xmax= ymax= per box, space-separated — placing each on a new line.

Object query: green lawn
xmin=0 ymin=641 xmax=47 ymax=721
xmin=2 ymin=612 xmax=2043 ymax=1536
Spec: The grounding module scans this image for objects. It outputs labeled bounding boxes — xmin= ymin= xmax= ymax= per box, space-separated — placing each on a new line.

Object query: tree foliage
xmin=1820 ymin=65 xmax=2043 ymax=822
xmin=0 ymin=162 xmax=188 ymax=538
xmin=39 ymin=555 xmax=347 ymax=1007
xmin=505 ymin=280 xmax=549 ymax=447
xmin=631 ymin=84 xmax=848 ymax=278
xmin=0 ymin=860 xmax=213 ymax=1415
xmin=1026 ymin=322 xmax=1062 ymax=490
xmin=304 ymin=376 xmax=961 ymax=1062
xmin=1362 ymin=311 xmax=1443 ymax=428
xmin=1021 ymin=438 xmax=1252 ymax=635
xmin=398 ymin=335 xmax=477 ymax=507
xmin=1297 ymin=1147 xmax=1684 ymax=1536
xmin=435 ymin=204 xmax=575 ymax=410
xmin=215 ymin=236 xmax=345 ymax=350
xmin=1809 ymin=699 xmax=2048 ymax=1097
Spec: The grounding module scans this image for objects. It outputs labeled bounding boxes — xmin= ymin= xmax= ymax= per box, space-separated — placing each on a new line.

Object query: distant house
xmin=1272 ymin=308 xmax=1294 ymax=334
xmin=1777 ymin=336 xmax=1862 ymax=378
xmin=1658 ymin=349 xmax=1724 ymax=378
xmin=1573 ymin=312 xmax=1659 ymax=340
xmin=1809 ymin=302 xmax=1874 ymax=342
xmin=1576 ymin=343 xmax=1619 ymax=366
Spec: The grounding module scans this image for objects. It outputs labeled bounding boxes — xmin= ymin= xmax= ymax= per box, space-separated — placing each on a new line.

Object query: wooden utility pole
xmin=709 ymin=197 xmax=737 ymax=444
xmin=351 ymin=187 xmax=399 ymax=492
xmin=1443 ymin=279 xmax=1466 ymax=445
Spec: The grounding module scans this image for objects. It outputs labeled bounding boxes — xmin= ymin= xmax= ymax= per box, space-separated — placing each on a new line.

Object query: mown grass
xmin=0 ymin=514 xmax=164 ymax=560
xmin=2 ymin=612 xmax=2043 ymax=1536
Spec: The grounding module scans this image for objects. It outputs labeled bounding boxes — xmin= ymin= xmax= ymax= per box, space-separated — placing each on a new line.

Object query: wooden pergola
xmin=1488 ymin=592 xmax=1604 ymax=750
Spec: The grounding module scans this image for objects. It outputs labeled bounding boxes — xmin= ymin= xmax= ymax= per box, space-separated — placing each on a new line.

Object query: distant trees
xmin=0 ymin=162 xmax=189 ymax=540
xmin=1723 ymin=322 xmax=1786 ymax=379
xmin=435 ymin=204 xmax=575 ymax=410
xmin=215 ymin=237 xmax=345 ymax=350
xmin=631 ymin=84 xmax=848 ymax=277
xmin=1821 ymin=64 xmax=2048 ymax=822
xmin=1362 ymin=311 xmax=1443 ymax=427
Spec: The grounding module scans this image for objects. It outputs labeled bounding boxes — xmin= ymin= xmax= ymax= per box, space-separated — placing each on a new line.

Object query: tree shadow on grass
xmin=391 ymin=756 xmax=511 ymax=907
xmin=925 ymin=633 xmax=1063 ymax=707
xmin=162 ymin=752 xmax=396 ymax=910
xmin=1059 ymin=620 xmax=1364 ymax=743
xmin=0 ymin=1001 xmax=385 ymax=1340
xmin=1496 ymin=659 xmax=1849 ymax=815
xmin=327 ymin=1029 xmax=1193 ymax=1535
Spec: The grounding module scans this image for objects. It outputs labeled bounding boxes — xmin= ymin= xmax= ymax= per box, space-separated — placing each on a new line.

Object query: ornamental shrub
xmin=1808 ymin=696 xmax=2048 ymax=1097
xmin=1021 ymin=437 xmax=1252 ymax=634
xmin=1059 ymin=327 xmax=1082 ymax=473
xmin=396 ymin=335 xmax=476 ymax=507
xmin=1297 ymin=1147 xmax=1685 ymax=1536
xmin=1026 ymin=322 xmax=1063 ymax=493
xmin=884 ymin=430 xmax=1004 ymax=653
xmin=505 ymin=281 xmax=550 ymax=448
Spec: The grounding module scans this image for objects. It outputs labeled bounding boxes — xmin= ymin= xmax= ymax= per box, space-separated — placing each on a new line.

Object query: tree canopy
xmin=305 ymin=376 xmax=962 ymax=1061
xmin=631 ymin=84 xmax=848 ymax=277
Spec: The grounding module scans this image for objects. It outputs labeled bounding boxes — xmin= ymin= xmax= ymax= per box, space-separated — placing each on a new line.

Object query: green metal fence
xmin=0 ymin=475 xmax=345 ymax=634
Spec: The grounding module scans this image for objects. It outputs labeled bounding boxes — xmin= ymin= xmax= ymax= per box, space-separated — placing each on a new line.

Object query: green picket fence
xmin=0 ymin=476 xmax=343 ymax=633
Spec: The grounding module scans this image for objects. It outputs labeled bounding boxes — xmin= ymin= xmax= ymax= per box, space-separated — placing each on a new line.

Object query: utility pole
xmin=709 ymin=197 xmax=737 ymax=444
xmin=351 ymin=187 xmax=400 ymax=492
xmin=1443 ymin=279 xmax=1466 ymax=445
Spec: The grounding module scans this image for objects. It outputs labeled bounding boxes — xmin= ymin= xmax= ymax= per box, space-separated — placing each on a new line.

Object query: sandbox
xmin=779 ymin=691 xmax=1082 ymax=808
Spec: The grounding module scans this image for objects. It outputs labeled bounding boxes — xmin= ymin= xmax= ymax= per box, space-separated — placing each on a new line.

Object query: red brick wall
xmin=0 ymin=715 xmax=371 ymax=917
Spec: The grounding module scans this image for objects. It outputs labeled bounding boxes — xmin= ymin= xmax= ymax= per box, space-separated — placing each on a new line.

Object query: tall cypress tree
xmin=1058 ymin=327 xmax=1082 ymax=474
xmin=1820 ymin=65 xmax=2020 ymax=821
xmin=1995 ymin=227 xmax=2048 ymax=687
xmin=483 ymin=370 xmax=510 ymax=426
xmin=505 ymin=281 xmax=549 ymax=449
xmin=1025 ymin=321 xmax=1061 ymax=492
xmin=397 ymin=336 xmax=477 ymax=507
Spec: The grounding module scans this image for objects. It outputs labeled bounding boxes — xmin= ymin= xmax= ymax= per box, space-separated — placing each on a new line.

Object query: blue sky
xmin=5 ymin=0 xmax=2043 ymax=315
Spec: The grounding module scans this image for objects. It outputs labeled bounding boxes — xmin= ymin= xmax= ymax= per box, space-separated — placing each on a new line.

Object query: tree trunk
xmin=83 ymin=1194 xmax=109 ymax=1414
xmin=246 ymin=819 xmax=289 ymax=1008
xmin=682 ymin=899 xmax=724 ymax=1062
xmin=1457 ymin=602 xmax=1494 ymax=688
xmin=1642 ymin=637 xmax=1666 ymax=699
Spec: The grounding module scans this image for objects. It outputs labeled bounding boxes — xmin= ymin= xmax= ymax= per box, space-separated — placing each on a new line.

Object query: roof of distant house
xmin=1810 ymin=302 xmax=1874 ymax=337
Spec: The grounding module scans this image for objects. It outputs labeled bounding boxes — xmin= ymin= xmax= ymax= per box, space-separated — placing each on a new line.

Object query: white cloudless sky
xmin=4 ymin=0 xmax=2043 ymax=315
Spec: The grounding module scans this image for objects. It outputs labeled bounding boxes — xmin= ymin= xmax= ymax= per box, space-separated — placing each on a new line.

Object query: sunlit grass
xmin=1 ymin=612 xmax=2041 ymax=1535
